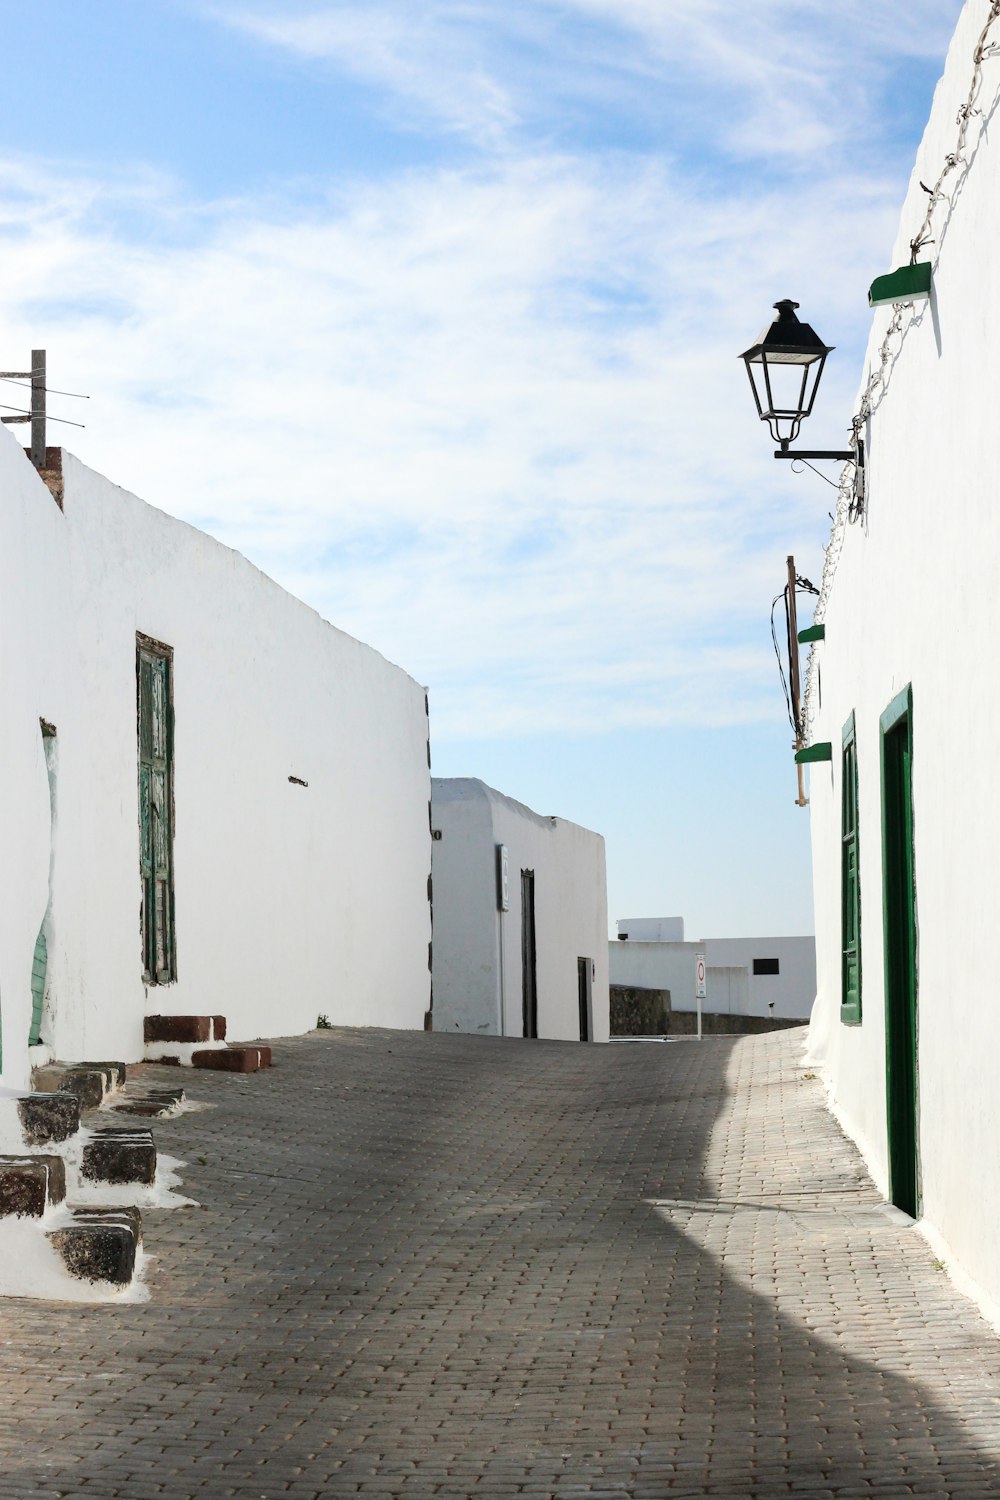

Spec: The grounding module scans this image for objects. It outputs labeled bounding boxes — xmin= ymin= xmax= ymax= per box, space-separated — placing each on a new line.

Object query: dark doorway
xmin=881 ymin=687 xmax=918 ymax=1217
xmin=521 ymin=869 xmax=537 ymax=1038
xmin=137 ymin=635 xmax=176 ymax=984
xmin=578 ymin=958 xmax=591 ymax=1042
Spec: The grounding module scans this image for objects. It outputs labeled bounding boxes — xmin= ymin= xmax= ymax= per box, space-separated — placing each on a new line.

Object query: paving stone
xmin=0 ymin=1154 xmax=65 ymax=1215
xmin=48 ymin=1206 xmax=142 ymax=1284
xmin=16 ymin=1089 xmax=80 ymax=1145
xmin=144 ymin=1015 xmax=214 ymax=1044
xmin=32 ymin=1065 xmax=110 ymax=1109
xmin=82 ymin=1128 xmax=157 ymax=1185
xmin=2 ymin=1031 xmax=1000 ymax=1494
xmin=109 ymin=1085 xmax=185 ymax=1118
xmin=191 ymin=1045 xmax=270 ymax=1073
xmin=75 ymin=1060 xmax=128 ymax=1088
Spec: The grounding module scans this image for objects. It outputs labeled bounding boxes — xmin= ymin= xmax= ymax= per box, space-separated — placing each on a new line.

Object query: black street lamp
xmin=740 ymin=300 xmax=854 ymax=461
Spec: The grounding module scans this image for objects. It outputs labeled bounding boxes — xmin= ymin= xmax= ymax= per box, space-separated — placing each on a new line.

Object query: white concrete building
xmin=0 ymin=433 xmax=432 ymax=1088
xmin=430 ymin=778 xmax=609 ymax=1042
xmin=610 ymin=929 xmax=815 ymax=1021
xmin=799 ymin=1 xmax=1000 ymax=1314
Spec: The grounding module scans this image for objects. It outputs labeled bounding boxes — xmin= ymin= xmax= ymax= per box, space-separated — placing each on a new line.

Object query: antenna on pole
xmin=0 ymin=350 xmax=88 ymax=485
xmin=1 ymin=349 xmax=48 ymax=469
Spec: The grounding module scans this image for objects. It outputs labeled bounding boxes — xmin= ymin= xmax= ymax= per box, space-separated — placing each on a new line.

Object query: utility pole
xmin=787 ymin=554 xmax=808 ymax=808
xmin=31 ymin=349 xmax=46 ymax=469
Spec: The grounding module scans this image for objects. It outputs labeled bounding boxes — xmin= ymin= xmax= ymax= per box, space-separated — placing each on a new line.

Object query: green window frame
xmin=841 ymin=712 xmax=862 ymax=1024
xmin=137 ymin=635 xmax=176 ymax=984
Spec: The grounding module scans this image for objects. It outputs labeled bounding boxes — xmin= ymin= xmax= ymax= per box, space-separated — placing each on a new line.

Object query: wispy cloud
xmin=0 ymin=0 xmax=962 ymax=739
xmin=210 ymin=0 xmax=961 ymax=161
xmin=0 ymin=133 xmax=899 ymax=736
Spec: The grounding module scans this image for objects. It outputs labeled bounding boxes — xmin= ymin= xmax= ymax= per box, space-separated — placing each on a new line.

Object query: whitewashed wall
xmin=804 ymin=0 xmax=1000 ymax=1312
xmin=609 ymin=940 xmax=700 ymax=1008
xmin=0 ymin=434 xmax=431 ymax=1086
xmin=431 ymin=778 xmax=610 ymax=1042
xmin=610 ymin=936 xmax=813 ymax=1018
xmin=703 ymin=937 xmax=815 ymax=1020
xmin=617 ymin=917 xmax=685 ymax=942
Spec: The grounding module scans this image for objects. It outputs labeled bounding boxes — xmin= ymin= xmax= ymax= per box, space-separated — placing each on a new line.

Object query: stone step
xmin=191 ymin=1044 xmax=272 ymax=1073
xmin=82 ymin=1128 xmax=156 ymax=1186
xmin=48 ymin=1207 xmax=141 ymax=1285
xmin=32 ymin=1062 xmax=125 ymax=1110
xmin=0 ymin=1155 xmax=66 ymax=1217
xmin=110 ymin=1085 xmax=185 ymax=1118
xmin=17 ymin=1091 xmax=81 ymax=1146
xmin=144 ymin=1014 xmax=227 ymax=1044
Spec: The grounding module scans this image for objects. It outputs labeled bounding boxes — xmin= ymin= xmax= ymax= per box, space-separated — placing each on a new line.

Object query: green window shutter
xmin=138 ymin=640 xmax=176 ymax=983
xmin=841 ymin=714 xmax=862 ymax=1024
xmin=29 ymin=927 xmax=47 ymax=1046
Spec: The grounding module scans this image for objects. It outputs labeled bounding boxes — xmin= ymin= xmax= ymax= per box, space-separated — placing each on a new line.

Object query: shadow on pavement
xmin=0 ymin=1028 xmax=997 ymax=1497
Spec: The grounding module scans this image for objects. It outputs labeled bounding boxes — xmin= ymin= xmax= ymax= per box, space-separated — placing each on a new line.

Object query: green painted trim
xmin=880 ymin=684 xmax=912 ymax=736
xmin=841 ymin=711 xmax=856 ymax=748
xmin=880 ymin=683 xmax=919 ymax=1218
xmin=795 ymin=741 xmax=832 ymax=764
xmin=869 ymin=262 xmax=932 ymax=308
xmin=840 ymin=713 xmax=861 ymax=1026
xmin=798 ymin=623 xmax=825 ymax=644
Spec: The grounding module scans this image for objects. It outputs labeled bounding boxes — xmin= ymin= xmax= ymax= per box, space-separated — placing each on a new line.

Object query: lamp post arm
xmin=774 ymin=449 xmax=855 ymax=461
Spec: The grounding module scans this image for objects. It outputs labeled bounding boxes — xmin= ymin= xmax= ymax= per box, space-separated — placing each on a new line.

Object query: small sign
xmin=497 ymin=844 xmax=509 ymax=912
xmin=695 ymin=953 xmax=707 ymax=999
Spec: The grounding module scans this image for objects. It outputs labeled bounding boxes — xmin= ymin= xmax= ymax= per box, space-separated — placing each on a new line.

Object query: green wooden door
xmin=881 ymin=687 xmax=918 ymax=1217
xmin=138 ymin=640 xmax=175 ymax=983
xmin=841 ymin=716 xmax=862 ymax=1023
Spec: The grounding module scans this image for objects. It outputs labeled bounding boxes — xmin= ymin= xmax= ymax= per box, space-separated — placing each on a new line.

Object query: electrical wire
xmin=800 ymin=0 xmax=1000 ymax=746
xmin=771 ymin=590 xmax=795 ymax=734
xmin=0 ymin=401 xmax=85 ymax=429
xmin=771 ymin=580 xmax=818 ymax=737
xmin=0 ymin=375 xmax=89 ymax=399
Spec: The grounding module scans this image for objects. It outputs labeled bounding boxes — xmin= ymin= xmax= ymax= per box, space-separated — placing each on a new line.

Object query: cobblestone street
xmin=2 ymin=1028 xmax=1000 ymax=1498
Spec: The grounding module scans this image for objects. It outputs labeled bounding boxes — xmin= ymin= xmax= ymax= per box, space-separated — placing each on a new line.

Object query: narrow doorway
xmin=881 ymin=687 xmax=918 ymax=1217
xmin=137 ymin=636 xmax=176 ymax=984
xmin=577 ymin=958 xmax=591 ymax=1042
xmin=521 ymin=869 xmax=537 ymax=1038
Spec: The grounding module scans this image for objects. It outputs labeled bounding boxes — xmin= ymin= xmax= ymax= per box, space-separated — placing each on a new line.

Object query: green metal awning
xmin=795 ymin=742 xmax=833 ymax=764
xmin=868 ymin=262 xmax=932 ymax=308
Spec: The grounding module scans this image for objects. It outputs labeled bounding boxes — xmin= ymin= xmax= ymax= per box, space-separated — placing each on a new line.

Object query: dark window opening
xmin=137 ymin=635 xmax=176 ymax=984
xmin=753 ymin=957 xmax=780 ymax=976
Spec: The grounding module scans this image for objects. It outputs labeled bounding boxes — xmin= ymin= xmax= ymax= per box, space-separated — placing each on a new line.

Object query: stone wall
xmin=611 ymin=984 xmax=804 ymax=1038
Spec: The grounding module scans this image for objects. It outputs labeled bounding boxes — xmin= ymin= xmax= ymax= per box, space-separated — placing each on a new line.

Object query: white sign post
xmin=695 ymin=953 xmax=707 ymax=1041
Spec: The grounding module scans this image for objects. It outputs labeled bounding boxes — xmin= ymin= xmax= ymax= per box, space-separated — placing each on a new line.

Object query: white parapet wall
xmin=609 ymin=934 xmax=814 ymax=1020
xmin=802 ymin=0 xmax=1000 ymax=1316
xmin=0 ymin=433 xmax=432 ymax=1086
xmin=431 ymin=778 xmax=609 ymax=1042
xmin=702 ymin=937 xmax=815 ymax=1020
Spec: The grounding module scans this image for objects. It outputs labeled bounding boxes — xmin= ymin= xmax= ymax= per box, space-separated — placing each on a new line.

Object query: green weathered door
xmin=29 ymin=928 xmax=47 ymax=1046
xmin=881 ymin=687 xmax=918 ymax=1217
xmin=138 ymin=639 xmax=175 ymax=983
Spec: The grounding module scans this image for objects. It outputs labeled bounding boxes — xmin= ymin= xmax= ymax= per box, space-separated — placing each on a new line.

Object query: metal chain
xmin=800 ymin=0 xmax=1000 ymax=743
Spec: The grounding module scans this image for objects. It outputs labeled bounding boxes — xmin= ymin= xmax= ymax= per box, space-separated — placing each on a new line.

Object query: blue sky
xmin=0 ymin=1 xmax=963 ymax=935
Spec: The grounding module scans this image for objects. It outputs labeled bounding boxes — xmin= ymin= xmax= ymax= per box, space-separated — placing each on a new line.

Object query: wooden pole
xmin=30 ymin=349 xmax=46 ymax=470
